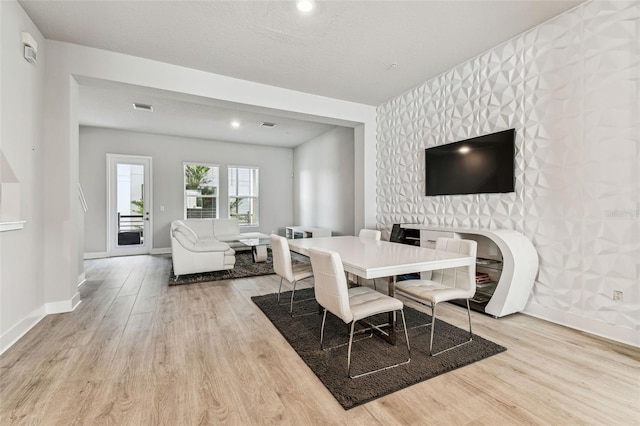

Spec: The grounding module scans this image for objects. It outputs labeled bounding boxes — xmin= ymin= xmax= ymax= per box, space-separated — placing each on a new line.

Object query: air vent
xmin=132 ymin=103 xmax=153 ymax=112
xmin=260 ymin=122 xmax=277 ymax=128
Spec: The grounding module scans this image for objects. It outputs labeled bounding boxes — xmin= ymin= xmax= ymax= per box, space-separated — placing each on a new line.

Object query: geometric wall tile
xmin=376 ymin=0 xmax=640 ymax=334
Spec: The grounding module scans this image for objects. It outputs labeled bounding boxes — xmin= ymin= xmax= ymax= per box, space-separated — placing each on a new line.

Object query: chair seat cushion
xmin=348 ymin=286 xmax=403 ymax=322
xmin=396 ymin=280 xmax=472 ymax=304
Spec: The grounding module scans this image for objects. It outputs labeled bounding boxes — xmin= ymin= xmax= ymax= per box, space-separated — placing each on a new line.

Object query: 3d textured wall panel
xmin=376 ymin=0 xmax=639 ymax=338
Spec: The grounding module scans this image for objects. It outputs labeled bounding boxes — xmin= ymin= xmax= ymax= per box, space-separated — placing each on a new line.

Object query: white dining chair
xmin=309 ymin=247 xmax=411 ymax=379
xmin=395 ymin=237 xmax=477 ymax=356
xmin=357 ymin=228 xmax=382 ymax=289
xmin=358 ymin=228 xmax=381 ymax=240
xmin=270 ymin=234 xmax=314 ymax=315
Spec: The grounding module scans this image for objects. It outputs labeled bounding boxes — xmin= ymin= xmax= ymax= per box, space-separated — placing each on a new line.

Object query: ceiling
xmin=75 ymin=77 xmax=337 ymax=147
xmin=19 ymin=0 xmax=585 ymax=147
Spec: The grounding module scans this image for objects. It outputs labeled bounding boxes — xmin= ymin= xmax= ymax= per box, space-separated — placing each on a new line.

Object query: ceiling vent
xmin=132 ymin=103 xmax=153 ymax=112
xmin=260 ymin=122 xmax=277 ymax=128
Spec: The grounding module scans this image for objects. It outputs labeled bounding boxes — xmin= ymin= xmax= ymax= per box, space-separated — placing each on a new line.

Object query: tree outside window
xmin=228 ymin=166 xmax=259 ymax=226
xmin=184 ymin=163 xmax=219 ymax=219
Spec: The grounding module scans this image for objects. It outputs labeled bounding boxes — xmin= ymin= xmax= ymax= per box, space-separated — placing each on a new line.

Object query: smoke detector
xmin=260 ymin=122 xmax=277 ymax=128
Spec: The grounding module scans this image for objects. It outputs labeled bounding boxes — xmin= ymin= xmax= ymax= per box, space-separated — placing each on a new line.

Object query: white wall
xmin=0 ymin=1 xmax=47 ymax=352
xmin=0 ymin=2 xmax=377 ymax=353
xmin=80 ymin=126 xmax=295 ymax=254
xmin=376 ymin=0 xmax=639 ymax=346
xmin=34 ymin=39 xmax=375 ymax=344
xmin=293 ymin=127 xmax=355 ymax=236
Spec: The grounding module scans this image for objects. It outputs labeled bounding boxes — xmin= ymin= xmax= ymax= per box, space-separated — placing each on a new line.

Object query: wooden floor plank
xmin=1 ymin=254 xmax=638 ymax=425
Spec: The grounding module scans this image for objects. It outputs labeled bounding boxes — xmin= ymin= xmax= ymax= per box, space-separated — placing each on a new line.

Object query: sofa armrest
xmin=174 ymin=234 xmax=232 ymax=253
xmin=172 ymin=225 xmax=231 ymax=253
xmin=172 ymin=224 xmax=198 ymax=244
xmin=191 ymin=239 xmax=233 ymax=253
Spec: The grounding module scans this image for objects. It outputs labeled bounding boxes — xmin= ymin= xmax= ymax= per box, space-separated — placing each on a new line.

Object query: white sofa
xmin=178 ymin=218 xmax=268 ymax=251
xmin=170 ymin=218 xmax=268 ymax=277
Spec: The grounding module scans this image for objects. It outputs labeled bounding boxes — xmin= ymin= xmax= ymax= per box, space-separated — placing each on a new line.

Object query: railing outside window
xmin=184 ymin=163 xmax=219 ymax=219
xmin=229 ymin=166 xmax=259 ymax=226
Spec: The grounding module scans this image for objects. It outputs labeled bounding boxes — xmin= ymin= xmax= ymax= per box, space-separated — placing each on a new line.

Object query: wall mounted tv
xmin=424 ymin=129 xmax=515 ymax=196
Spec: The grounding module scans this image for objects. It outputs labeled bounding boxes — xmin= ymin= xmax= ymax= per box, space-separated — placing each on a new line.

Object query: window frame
xmin=227 ymin=165 xmax=259 ymax=226
xmin=183 ymin=162 xmax=220 ymax=220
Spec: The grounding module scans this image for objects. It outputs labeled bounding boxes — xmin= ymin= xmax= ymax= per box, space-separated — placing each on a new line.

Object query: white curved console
xmin=402 ymin=225 xmax=539 ymax=317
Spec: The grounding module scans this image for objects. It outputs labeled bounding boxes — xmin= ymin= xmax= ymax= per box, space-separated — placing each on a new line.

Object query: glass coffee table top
xmin=237 ymin=238 xmax=271 ymax=247
xmin=236 ymin=238 xmax=270 ymax=262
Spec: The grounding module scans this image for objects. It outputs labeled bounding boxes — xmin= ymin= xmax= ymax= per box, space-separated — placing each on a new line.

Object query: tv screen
xmin=425 ymin=129 xmax=515 ymax=196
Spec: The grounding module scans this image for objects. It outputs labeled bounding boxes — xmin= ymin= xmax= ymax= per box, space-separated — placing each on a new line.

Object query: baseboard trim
xmin=0 ymin=306 xmax=46 ymax=355
xmin=85 ymin=249 xmax=170 ymax=258
xmin=77 ymin=272 xmax=87 ymax=288
xmin=151 ymin=248 xmax=171 ymax=255
xmin=1 ymin=292 xmax=82 ymax=355
xmin=84 ymin=252 xmax=108 ymax=259
xmin=45 ymin=292 xmax=82 ymax=314
xmin=523 ymin=303 xmax=639 ymax=348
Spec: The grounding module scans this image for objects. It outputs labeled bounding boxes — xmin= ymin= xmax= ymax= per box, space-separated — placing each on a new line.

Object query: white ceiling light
xmin=231 ymin=120 xmax=240 ymax=128
xmin=296 ymin=0 xmax=314 ymax=13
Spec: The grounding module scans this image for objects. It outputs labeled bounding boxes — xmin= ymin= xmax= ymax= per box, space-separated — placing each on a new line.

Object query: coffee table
xmin=237 ymin=238 xmax=271 ymax=263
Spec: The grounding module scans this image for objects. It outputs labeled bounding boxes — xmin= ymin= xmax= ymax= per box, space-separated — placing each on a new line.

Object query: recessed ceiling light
xmin=132 ymin=103 xmax=153 ymax=112
xmin=459 ymin=146 xmax=470 ymax=154
xmin=296 ymin=0 xmax=314 ymax=13
xmin=231 ymin=121 xmax=240 ymax=128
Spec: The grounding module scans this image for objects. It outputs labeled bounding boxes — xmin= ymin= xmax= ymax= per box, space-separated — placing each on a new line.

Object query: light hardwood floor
xmin=1 ymin=254 xmax=638 ymax=425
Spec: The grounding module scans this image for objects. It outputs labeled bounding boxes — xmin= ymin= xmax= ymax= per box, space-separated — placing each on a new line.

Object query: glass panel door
xmin=108 ymin=154 xmax=152 ymax=256
xmin=116 ymin=163 xmax=145 ymax=247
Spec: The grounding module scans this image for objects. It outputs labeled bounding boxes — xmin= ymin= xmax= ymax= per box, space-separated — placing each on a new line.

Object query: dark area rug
xmin=251 ymin=288 xmax=506 ymax=410
xmin=169 ymin=250 xmax=309 ymax=285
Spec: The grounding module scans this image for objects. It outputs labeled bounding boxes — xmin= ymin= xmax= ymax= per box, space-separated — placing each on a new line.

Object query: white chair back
xmin=270 ymin=234 xmax=294 ymax=282
xmin=358 ymin=229 xmax=381 ymax=240
xmin=431 ymin=238 xmax=477 ymax=297
xmin=308 ymin=247 xmax=353 ymax=324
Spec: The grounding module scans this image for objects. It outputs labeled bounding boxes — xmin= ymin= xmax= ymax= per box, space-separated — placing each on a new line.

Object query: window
xmin=184 ymin=163 xmax=219 ymax=219
xmin=228 ymin=166 xmax=259 ymax=226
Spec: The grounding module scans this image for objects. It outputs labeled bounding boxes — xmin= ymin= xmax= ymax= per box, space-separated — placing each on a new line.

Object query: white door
xmin=107 ymin=154 xmax=152 ymax=256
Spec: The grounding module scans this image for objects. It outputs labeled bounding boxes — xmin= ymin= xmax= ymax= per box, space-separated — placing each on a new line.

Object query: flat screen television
xmin=424 ymin=129 xmax=515 ymax=196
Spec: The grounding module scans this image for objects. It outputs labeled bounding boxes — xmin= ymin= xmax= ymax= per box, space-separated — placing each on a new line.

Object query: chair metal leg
xmin=277 ymin=276 xmax=314 ymax=315
xmin=287 ymin=279 xmax=316 ymax=317
xmin=319 ymin=308 xmax=410 ymax=378
xmin=289 ymin=279 xmax=298 ymax=313
xmin=428 ymin=299 xmax=474 ymax=357
xmin=400 ymin=309 xmax=411 ymax=357
xmin=320 ymin=309 xmax=328 ymax=349
xmin=321 ymin=312 xmax=372 ymax=351
xmin=466 ymin=299 xmax=473 ymax=338
xmin=429 ymin=302 xmax=436 ymax=355
xmin=277 ymin=277 xmax=284 ymax=302
xmin=346 ymin=321 xmax=357 ymax=376
xmin=348 ymin=309 xmax=412 ymax=379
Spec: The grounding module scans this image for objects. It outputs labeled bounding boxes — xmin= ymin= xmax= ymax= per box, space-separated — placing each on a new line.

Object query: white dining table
xmin=287 ymin=235 xmax=475 ymax=344
xmin=287 ymin=235 xmax=474 ymax=283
